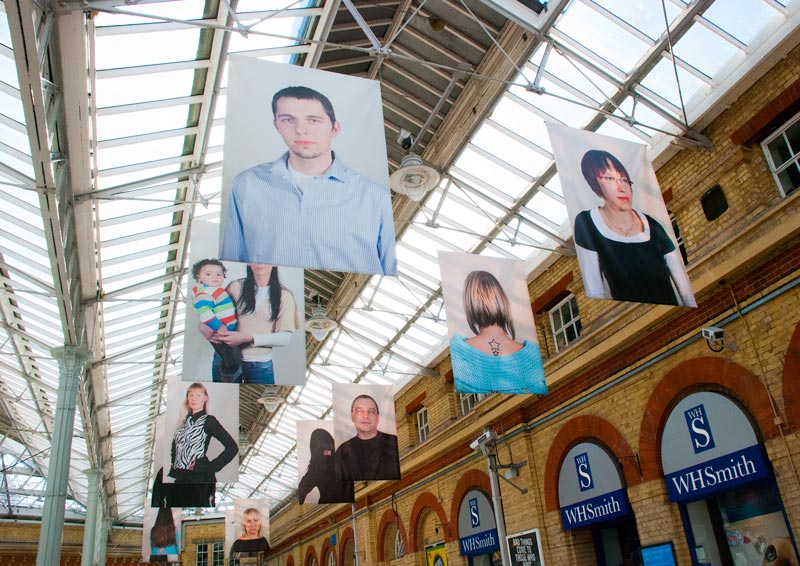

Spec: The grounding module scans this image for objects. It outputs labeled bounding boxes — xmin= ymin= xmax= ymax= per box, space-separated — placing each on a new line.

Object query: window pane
xmin=768 ymin=137 xmax=791 ymax=166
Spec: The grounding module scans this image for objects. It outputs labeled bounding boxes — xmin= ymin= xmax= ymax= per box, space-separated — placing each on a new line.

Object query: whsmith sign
xmin=661 ymin=392 xmax=769 ymax=502
xmin=458 ymin=490 xmax=500 ymax=556
xmin=557 ymin=442 xmax=632 ymax=530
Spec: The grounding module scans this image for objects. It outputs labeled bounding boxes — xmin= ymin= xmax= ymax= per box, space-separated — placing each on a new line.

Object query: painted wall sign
xmin=458 ymin=489 xmax=499 ymax=556
xmin=558 ymin=442 xmax=631 ymax=530
xmin=661 ymin=392 xmax=769 ymax=502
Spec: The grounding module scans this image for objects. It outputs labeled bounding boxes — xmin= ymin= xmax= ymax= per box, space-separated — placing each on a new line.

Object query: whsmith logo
xmin=561 ymin=491 xmax=626 ymax=529
xmin=684 ymin=404 xmax=715 ymax=454
xmin=665 ymin=445 xmax=768 ymax=502
xmin=574 ymin=452 xmax=593 ymax=492
xmin=469 ymin=497 xmax=480 ymax=528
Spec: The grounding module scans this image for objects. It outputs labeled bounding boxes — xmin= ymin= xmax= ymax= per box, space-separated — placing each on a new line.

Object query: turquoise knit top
xmin=450 ymin=334 xmax=547 ymax=395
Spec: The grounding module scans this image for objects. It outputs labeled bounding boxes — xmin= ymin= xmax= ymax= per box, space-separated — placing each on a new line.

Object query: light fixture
xmin=257 ymin=385 xmax=283 ymax=413
xmin=304 ymin=294 xmax=337 ymax=341
xmin=389 ymin=153 xmax=440 ymax=202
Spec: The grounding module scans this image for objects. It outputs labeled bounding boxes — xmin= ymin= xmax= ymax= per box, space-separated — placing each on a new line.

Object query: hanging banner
xmin=219 ymin=55 xmax=397 ymax=276
xmin=142 ymin=506 xmax=181 ymax=562
xmin=225 ymin=498 xmax=271 ymax=560
xmin=161 ymin=377 xmax=239 ymax=491
xmin=332 ymin=383 xmax=400 ymax=481
xmin=546 ymin=122 xmax=696 ymax=307
xmin=297 ymin=420 xmax=354 ymax=504
xmin=183 ymin=220 xmax=307 ymax=386
xmin=439 ymin=252 xmax=546 ymax=395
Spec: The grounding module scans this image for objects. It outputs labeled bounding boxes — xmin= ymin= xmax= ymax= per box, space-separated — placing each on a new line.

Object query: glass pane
xmin=777 ymin=164 xmax=800 ymax=196
xmin=768 ymin=137 xmax=791 ymax=167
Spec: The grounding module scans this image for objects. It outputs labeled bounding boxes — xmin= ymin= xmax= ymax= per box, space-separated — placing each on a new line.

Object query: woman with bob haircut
xmin=168 ymin=383 xmax=237 ymax=499
xmin=573 ymin=149 xmax=693 ymax=306
xmin=199 ymin=263 xmax=300 ymax=384
xmin=230 ymin=507 xmax=270 ymax=557
xmin=449 ymin=270 xmax=546 ymax=394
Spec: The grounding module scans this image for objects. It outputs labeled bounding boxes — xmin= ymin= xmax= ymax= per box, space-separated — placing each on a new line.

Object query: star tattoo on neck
xmin=489 ymin=338 xmax=500 ymax=356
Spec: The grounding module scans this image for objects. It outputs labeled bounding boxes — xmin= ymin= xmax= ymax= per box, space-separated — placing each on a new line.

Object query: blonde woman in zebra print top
xmin=168 ymin=383 xmax=237 ymax=484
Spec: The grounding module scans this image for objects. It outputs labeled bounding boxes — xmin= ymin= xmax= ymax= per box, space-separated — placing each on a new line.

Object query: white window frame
xmin=416 ymin=406 xmax=429 ymax=444
xmin=212 ymin=542 xmax=224 ymax=566
xmin=394 ymin=529 xmax=405 ymax=559
xmin=327 ymin=551 xmax=336 ymax=566
xmin=460 ymin=393 xmax=486 ymax=415
xmin=197 ymin=544 xmax=209 ymax=566
xmin=762 ymin=109 xmax=800 ymax=197
xmin=549 ymin=294 xmax=581 ymax=353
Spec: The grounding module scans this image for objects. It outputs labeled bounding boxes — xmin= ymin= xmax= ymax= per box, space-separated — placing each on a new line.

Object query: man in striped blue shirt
xmin=220 ymin=86 xmax=398 ymax=276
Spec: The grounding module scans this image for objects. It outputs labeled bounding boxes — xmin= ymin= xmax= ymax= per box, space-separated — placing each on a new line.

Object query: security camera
xmin=702 ymin=326 xmax=724 ymax=341
xmin=397 ymin=128 xmax=414 ymax=151
xmin=470 ymin=428 xmax=497 ymax=451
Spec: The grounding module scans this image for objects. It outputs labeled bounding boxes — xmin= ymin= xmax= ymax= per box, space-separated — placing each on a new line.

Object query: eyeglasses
xmin=598 ymin=175 xmax=633 ymax=187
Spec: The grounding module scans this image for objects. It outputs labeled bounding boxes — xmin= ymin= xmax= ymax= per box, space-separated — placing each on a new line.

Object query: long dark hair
xmin=236 ymin=265 xmax=282 ymax=320
xmin=150 ymin=506 xmax=177 ymax=548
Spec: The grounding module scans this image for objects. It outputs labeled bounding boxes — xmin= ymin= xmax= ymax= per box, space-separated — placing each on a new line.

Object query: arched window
xmin=328 ymin=552 xmax=336 ymax=566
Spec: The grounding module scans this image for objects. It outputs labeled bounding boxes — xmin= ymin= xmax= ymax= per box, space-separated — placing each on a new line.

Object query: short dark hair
xmin=272 ymin=86 xmax=336 ymax=124
xmin=580 ymin=150 xmax=631 ymax=198
xmin=350 ymin=394 xmax=379 ymax=414
xmin=192 ymin=258 xmax=227 ymax=281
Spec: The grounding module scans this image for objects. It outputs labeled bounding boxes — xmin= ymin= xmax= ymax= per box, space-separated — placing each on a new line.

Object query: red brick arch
xmin=782 ymin=321 xmax=800 ymax=430
xmin=305 ymin=544 xmax=319 ymax=566
xmin=321 ymin=536 xmax=336 ymax=566
xmin=543 ymin=415 xmax=640 ymax=512
xmin=376 ymin=507 xmax=409 ymax=561
xmin=338 ymin=526 xmax=354 ymax=566
xmin=408 ymin=491 xmax=451 ymax=551
xmin=449 ymin=468 xmax=491 ymax=540
xmin=287 ymin=555 xmax=295 ymax=566
xmin=639 ymin=356 xmax=779 ymax=480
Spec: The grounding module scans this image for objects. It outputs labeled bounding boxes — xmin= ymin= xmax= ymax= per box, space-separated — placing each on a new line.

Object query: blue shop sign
xmin=460 ymin=528 xmax=500 ymax=556
xmin=664 ymin=444 xmax=769 ymax=502
xmin=560 ymin=487 xmax=630 ymax=529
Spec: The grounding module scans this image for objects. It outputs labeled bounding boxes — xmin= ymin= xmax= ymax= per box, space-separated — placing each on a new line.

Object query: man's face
xmin=351 ymin=397 xmax=379 ymax=439
xmin=273 ymin=97 xmax=340 ymax=161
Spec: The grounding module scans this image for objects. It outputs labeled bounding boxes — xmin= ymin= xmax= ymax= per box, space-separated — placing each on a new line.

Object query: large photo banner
xmin=546 ymin=122 xmax=696 ymax=307
xmin=225 ymin=498 xmax=270 ymax=561
xmin=438 ymin=252 xmax=547 ymax=395
xmin=296 ymin=420 xmax=354 ymax=504
xmin=184 ymin=219 xmax=306 ymax=385
xmin=142 ymin=505 xmax=181 ymax=562
xmin=219 ymin=55 xmax=397 ymax=276
xmin=161 ymin=376 xmax=239 ymax=490
xmin=332 ymin=383 xmax=400 ymax=482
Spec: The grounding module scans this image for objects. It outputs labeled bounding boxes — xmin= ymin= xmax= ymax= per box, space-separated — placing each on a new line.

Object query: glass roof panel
xmin=672 ymin=22 xmax=741 ymax=79
xmin=553 ymin=1 xmax=654 ymax=74
xmin=702 ymin=0 xmax=783 ymax=45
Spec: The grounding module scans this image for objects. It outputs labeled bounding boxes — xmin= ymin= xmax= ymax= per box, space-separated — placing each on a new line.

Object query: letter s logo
xmin=577 ymin=463 xmax=592 ymax=489
xmin=469 ymin=498 xmax=480 ymax=527
xmin=690 ymin=416 xmax=711 ymax=449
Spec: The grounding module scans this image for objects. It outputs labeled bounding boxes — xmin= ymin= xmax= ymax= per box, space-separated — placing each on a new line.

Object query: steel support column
xmin=81 ymin=468 xmax=103 ymax=566
xmin=36 ymin=345 xmax=91 ymax=566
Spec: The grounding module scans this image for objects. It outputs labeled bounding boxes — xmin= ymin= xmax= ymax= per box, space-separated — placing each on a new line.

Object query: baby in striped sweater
xmin=191 ymin=259 xmax=242 ymax=382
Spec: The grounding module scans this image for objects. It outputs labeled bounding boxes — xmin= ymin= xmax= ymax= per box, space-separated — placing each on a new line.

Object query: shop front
xmin=458 ymin=489 xmax=501 ymax=566
xmin=558 ymin=441 xmax=641 ymax=565
xmin=661 ymin=391 xmax=798 ymax=566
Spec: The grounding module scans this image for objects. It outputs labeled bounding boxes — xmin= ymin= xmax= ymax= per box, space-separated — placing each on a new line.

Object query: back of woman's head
xmin=463 ymin=270 xmax=515 ymax=339
xmin=151 ymin=507 xmax=177 ymax=548
xmin=580 ymin=150 xmax=630 ymax=198
xmin=309 ymin=429 xmax=335 ymax=463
